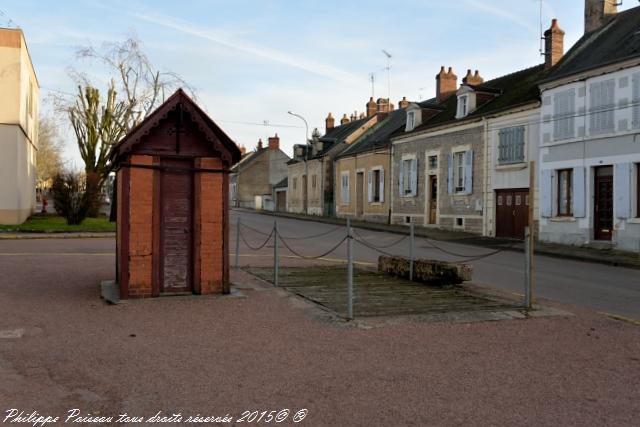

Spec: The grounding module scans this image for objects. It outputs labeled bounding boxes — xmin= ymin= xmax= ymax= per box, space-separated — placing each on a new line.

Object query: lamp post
xmin=287 ymin=111 xmax=310 ymax=215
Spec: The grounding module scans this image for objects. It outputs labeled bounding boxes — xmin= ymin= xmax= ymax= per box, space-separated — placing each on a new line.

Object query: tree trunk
xmin=109 ymin=175 xmax=117 ymax=222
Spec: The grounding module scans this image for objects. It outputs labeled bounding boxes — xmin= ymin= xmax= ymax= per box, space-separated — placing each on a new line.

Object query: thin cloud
xmin=463 ymin=0 xmax=538 ymax=34
xmin=130 ymin=11 xmax=361 ymax=85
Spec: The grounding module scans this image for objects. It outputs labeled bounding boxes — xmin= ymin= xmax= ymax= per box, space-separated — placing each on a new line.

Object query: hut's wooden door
xmin=160 ymin=158 xmax=193 ymax=293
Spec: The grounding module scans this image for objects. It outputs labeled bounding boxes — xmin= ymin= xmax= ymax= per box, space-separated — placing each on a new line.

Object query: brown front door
xmin=356 ymin=172 xmax=364 ymax=217
xmin=495 ymin=189 xmax=529 ymax=239
xmin=276 ymin=191 xmax=286 ymax=212
xmin=594 ymin=167 xmax=613 ymax=241
xmin=160 ymin=158 xmax=193 ymax=293
xmin=428 ymin=175 xmax=437 ymax=224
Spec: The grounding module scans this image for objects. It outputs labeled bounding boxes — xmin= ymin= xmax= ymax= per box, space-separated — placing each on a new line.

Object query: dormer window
xmin=457 ymin=95 xmax=469 ymax=118
xmin=406 ymin=111 xmax=415 ymax=131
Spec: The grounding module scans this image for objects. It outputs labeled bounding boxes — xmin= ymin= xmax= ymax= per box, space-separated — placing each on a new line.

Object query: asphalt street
xmin=231 ymin=210 xmax=640 ymax=320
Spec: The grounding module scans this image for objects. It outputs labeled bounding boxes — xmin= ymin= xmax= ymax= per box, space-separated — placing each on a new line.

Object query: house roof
xmin=312 ymin=116 xmax=372 ymax=159
xmin=111 ymin=89 xmax=241 ymax=166
xmin=337 ymin=108 xmax=408 ymax=158
xmin=542 ymin=6 xmax=640 ymax=83
xmin=273 ymin=177 xmax=288 ymax=188
xmin=230 ymin=147 xmax=266 ymax=172
xmin=405 ymin=64 xmax=547 ymax=135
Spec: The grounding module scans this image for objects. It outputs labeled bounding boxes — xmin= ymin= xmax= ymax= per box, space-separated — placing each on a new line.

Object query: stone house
xmin=287 ymin=108 xmax=377 ymax=216
xmin=0 ymin=28 xmax=38 ymax=224
xmin=334 ymin=97 xmax=410 ymax=223
xmin=391 ymin=60 xmax=550 ymax=234
xmin=538 ymin=1 xmax=640 ymax=251
xmin=230 ymin=134 xmax=289 ymax=210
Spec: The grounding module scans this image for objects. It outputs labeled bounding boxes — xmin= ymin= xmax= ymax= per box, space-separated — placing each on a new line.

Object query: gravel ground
xmin=0 ymin=238 xmax=639 ymax=426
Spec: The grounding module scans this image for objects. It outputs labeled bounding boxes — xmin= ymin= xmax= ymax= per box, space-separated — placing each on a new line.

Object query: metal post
xmin=273 ymin=220 xmax=279 ymax=287
xmin=528 ymin=160 xmax=536 ymax=305
xmin=409 ymin=222 xmax=415 ymax=281
xmin=347 ymin=218 xmax=353 ymax=320
xmin=524 ymin=226 xmax=531 ymax=309
xmin=235 ymin=216 xmax=240 ymax=268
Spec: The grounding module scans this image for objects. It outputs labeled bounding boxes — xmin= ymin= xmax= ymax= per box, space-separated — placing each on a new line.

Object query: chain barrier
xmin=278 ymin=225 xmax=344 ymax=240
xmin=352 ymin=229 xmax=408 ymax=249
xmin=240 ymin=221 xmax=273 ymax=237
xmin=351 ymin=235 xmax=398 ymax=257
xmin=239 ymin=226 xmax=274 ymax=251
xmin=419 ymin=236 xmax=519 ymax=261
xmin=278 ymin=234 xmax=349 ymax=260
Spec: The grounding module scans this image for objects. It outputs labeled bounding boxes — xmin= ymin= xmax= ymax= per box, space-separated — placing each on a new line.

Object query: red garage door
xmin=496 ymin=189 xmax=529 ymax=240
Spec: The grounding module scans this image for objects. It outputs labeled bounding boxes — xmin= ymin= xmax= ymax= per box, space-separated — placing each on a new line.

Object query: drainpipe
xmin=482 ymin=116 xmax=489 ymax=237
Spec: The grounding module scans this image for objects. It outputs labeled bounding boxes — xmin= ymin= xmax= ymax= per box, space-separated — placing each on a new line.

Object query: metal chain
xmin=240 ymin=221 xmax=273 ymax=236
xmin=352 ymin=229 xmax=408 ymax=249
xmin=278 ymin=225 xmax=344 ymax=240
xmin=239 ymin=226 xmax=274 ymax=251
xmin=278 ymin=234 xmax=348 ymax=260
xmin=419 ymin=236 xmax=518 ymax=260
xmin=352 ymin=236 xmax=398 ymax=257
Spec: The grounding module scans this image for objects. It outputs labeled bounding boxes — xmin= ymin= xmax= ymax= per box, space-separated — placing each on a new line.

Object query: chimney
xmin=366 ymin=97 xmax=377 ymax=117
xmin=585 ymin=0 xmax=617 ymax=33
xmin=544 ymin=19 xmax=565 ymax=69
xmin=398 ymin=96 xmax=410 ymax=109
xmin=462 ymin=69 xmax=484 ymax=86
xmin=268 ymin=134 xmax=280 ymax=151
xmin=240 ymin=145 xmax=247 ymax=155
xmin=325 ymin=112 xmax=335 ymax=132
xmin=257 ymin=138 xmax=263 ymax=150
xmin=436 ymin=66 xmax=457 ymax=103
xmin=359 ymin=112 xmax=365 ymax=119
xmin=341 ymin=114 xmax=350 ymax=125
xmin=376 ymin=98 xmax=390 ymax=113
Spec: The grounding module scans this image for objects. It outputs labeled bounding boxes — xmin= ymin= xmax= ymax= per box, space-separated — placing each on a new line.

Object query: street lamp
xmin=287 ymin=110 xmax=311 ymax=215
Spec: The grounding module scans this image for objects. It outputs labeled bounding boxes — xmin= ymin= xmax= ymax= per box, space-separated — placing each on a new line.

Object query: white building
xmin=538 ymin=2 xmax=640 ymax=252
xmin=0 ymin=28 xmax=39 ymax=224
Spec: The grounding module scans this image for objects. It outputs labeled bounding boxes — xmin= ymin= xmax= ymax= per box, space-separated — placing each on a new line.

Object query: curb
xmin=0 ymin=232 xmax=115 ymax=240
xmin=233 ymin=208 xmax=640 ymax=270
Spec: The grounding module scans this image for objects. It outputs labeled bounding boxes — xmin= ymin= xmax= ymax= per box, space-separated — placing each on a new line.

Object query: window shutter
xmin=447 ymin=153 xmax=454 ymax=195
xmin=615 ymin=163 xmax=631 ymax=219
xmin=573 ymin=167 xmax=586 ymax=218
xmin=379 ymin=168 xmax=385 ymax=203
xmin=633 ymin=73 xmax=640 ymax=129
xmin=367 ymin=171 xmax=373 ymax=203
xmin=540 ymin=169 xmax=553 ymax=217
xmin=464 ymin=150 xmax=474 ymax=195
xmin=398 ymin=161 xmax=404 ymax=197
xmin=410 ymin=159 xmax=418 ymax=196
xmin=342 ymin=174 xmax=349 ymax=204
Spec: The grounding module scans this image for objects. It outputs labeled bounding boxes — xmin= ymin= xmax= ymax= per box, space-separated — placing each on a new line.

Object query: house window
xmin=373 ymin=169 xmax=381 ymax=202
xmin=589 ymin=79 xmax=615 ymax=135
xmin=400 ymin=158 xmax=417 ymax=196
xmin=292 ymin=178 xmax=297 ymax=190
xmin=498 ymin=126 xmax=525 ymax=164
xmin=406 ymin=111 xmax=415 ymax=131
xmin=553 ymin=89 xmax=575 ymax=140
xmin=428 ymin=155 xmax=438 ymax=170
xmin=454 ymin=152 xmax=465 ymax=192
xmin=311 ymin=175 xmax=317 ymax=189
xmin=457 ymin=95 xmax=468 ymax=118
xmin=632 ymin=73 xmax=640 ymax=129
xmin=341 ymin=172 xmax=350 ymax=204
xmin=558 ymin=169 xmax=572 ymax=216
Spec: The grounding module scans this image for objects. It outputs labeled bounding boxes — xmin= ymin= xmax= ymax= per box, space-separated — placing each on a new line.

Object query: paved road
xmin=231 ymin=210 xmax=640 ymax=320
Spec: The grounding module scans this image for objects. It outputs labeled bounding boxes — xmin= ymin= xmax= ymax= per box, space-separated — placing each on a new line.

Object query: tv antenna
xmin=382 ymin=49 xmax=392 ymax=100
xmin=538 ymin=0 xmax=544 ymax=57
xmin=0 ymin=10 xmax=16 ymax=28
xmin=368 ymin=72 xmax=376 ymax=98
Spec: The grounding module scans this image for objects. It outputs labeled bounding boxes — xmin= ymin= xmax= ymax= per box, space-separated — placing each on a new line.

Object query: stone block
xmin=378 ymin=255 xmax=472 ymax=286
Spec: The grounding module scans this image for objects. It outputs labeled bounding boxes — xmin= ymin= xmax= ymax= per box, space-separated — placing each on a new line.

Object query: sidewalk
xmin=237 ymin=208 xmax=640 ymax=270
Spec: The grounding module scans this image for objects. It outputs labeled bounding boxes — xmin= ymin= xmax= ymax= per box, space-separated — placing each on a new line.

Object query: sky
xmin=2 ymin=0 xmax=637 ymax=168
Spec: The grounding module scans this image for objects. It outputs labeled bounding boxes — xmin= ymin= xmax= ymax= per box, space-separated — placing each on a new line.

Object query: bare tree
xmin=57 ymin=35 xmax=196 ymax=186
xmin=36 ymin=116 xmax=65 ymax=189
